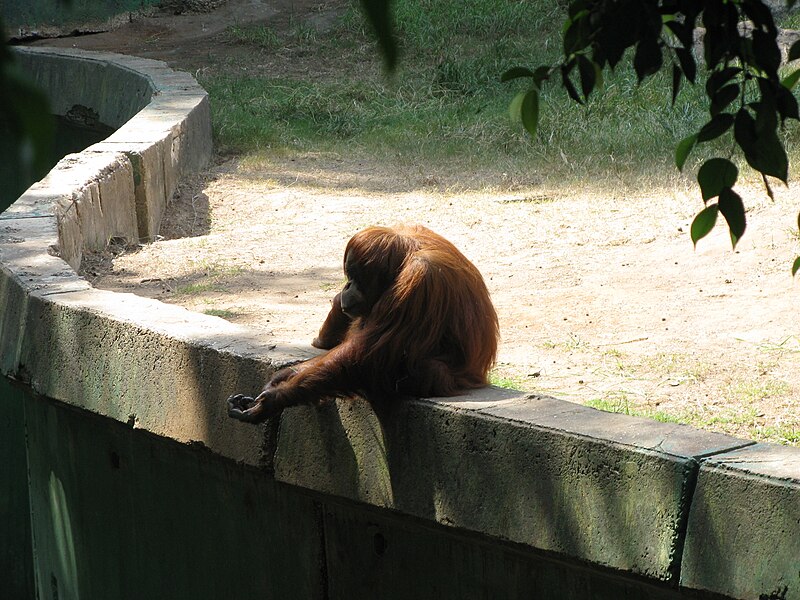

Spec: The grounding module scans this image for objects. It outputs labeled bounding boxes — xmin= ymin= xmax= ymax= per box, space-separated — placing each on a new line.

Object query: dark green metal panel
xmin=24 ymin=395 xmax=324 ymax=600
xmin=0 ymin=377 xmax=35 ymax=600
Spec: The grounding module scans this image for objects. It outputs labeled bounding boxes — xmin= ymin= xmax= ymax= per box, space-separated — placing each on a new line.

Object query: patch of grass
xmin=751 ymin=424 xmax=800 ymax=446
xmin=586 ymin=394 xmax=686 ymax=425
xmin=639 ymin=352 xmax=710 ymax=382
xmin=176 ymin=282 xmax=227 ymax=295
xmin=320 ymin=281 xmax=342 ymax=292
xmin=587 ymin=394 xmax=800 ymax=445
xmin=540 ymin=333 xmax=588 ymax=352
xmin=225 ymin=24 xmax=280 ymax=50
xmin=725 ymin=378 xmax=791 ymax=405
xmin=489 ymin=372 xmax=526 ymax=390
xmin=203 ymin=308 xmax=237 ymax=319
xmin=200 ymin=0 xmax=772 ymax=191
xmin=203 ymin=308 xmax=238 ymax=318
xmin=585 ymin=392 xmax=692 ymax=424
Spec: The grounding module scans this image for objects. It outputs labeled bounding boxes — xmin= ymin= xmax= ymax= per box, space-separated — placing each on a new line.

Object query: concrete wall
xmin=11 ymin=47 xmax=212 ymax=266
xmin=0 ymin=48 xmax=798 ymax=599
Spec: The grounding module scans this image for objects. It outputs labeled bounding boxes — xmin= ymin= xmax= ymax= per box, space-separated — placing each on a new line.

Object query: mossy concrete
xmin=12 ymin=47 xmax=212 ymax=249
xmin=681 ymin=444 xmax=800 ymax=599
xmin=275 ymin=393 xmax=751 ymax=583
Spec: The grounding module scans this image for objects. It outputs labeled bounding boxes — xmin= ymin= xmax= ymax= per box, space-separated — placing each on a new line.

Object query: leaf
xmin=532 ymin=66 xmax=551 ymax=88
xmin=520 ymin=88 xmax=539 ymax=137
xmin=675 ymin=134 xmax=697 ymax=171
xmin=776 ymin=84 xmax=800 ymax=121
xmin=781 ymin=68 xmax=800 ymax=90
xmin=706 ymin=66 xmax=740 ymax=97
xmin=2 ymin=68 xmax=55 ymax=179
xmin=577 ymin=54 xmax=596 ymax=99
xmin=561 ymin=64 xmax=583 ymax=104
xmin=734 ymin=108 xmax=789 ymax=183
xmin=710 ymin=84 xmax=739 ymax=116
xmin=752 ymin=28 xmax=781 ymax=74
xmin=792 ymin=256 xmax=800 ymax=277
xmin=762 ymin=173 xmax=774 ymax=200
xmin=741 ymin=0 xmax=777 ymax=36
xmin=718 ymin=187 xmax=746 ymax=248
xmin=790 ymin=40 xmax=800 ymax=62
xmin=697 ymin=113 xmax=734 ymax=143
xmin=501 ymin=67 xmax=535 ymax=83
xmin=359 ymin=0 xmax=398 ymax=72
xmin=691 ymin=204 xmax=719 ymax=248
xmin=675 ymin=47 xmax=696 ymax=83
xmin=672 ymin=64 xmax=681 ymax=105
xmin=509 ymin=91 xmax=525 ymax=123
xmin=563 ymin=13 xmax=591 ymax=55
xmin=697 ymin=158 xmax=738 ymax=201
xmin=633 ymin=39 xmax=662 ymax=82
xmin=665 ymin=19 xmax=692 ymax=49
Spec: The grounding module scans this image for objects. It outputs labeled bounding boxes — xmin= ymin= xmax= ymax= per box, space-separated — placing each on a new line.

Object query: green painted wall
xmin=9 ymin=391 xmax=702 ymax=600
xmin=0 ymin=377 xmax=35 ymax=600
xmin=24 ymin=394 xmax=324 ymax=600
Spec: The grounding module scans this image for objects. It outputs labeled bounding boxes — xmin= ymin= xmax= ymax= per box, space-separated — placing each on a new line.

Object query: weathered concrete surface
xmin=681 ymin=443 xmax=800 ymax=599
xmin=0 ymin=213 xmax=285 ymax=465
xmin=12 ymin=46 xmax=213 ymax=244
xmin=12 ymin=49 xmax=152 ymax=128
xmin=322 ymin=500 xmax=699 ymax=600
xmin=18 ymin=153 xmax=138 ymax=271
xmin=275 ymin=392 xmax=752 ymax=584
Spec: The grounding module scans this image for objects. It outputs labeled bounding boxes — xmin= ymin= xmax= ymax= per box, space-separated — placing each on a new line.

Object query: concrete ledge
xmin=681 ymin=444 xmax=800 ymax=599
xmin=1 ymin=48 xmax=799 ymax=599
xmin=12 ymin=47 xmax=212 ymax=250
xmin=274 ymin=393 xmax=752 ymax=583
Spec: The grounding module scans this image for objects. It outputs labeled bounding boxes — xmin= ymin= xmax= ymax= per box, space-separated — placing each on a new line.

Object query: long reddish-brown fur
xmin=227 ymin=225 xmax=499 ymax=422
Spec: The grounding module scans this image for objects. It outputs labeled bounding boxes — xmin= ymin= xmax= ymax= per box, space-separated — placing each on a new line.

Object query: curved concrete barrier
xmin=0 ymin=47 xmax=798 ymax=599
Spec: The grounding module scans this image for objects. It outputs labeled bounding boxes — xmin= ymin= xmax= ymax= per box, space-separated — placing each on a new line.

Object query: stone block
xmin=27 ymin=151 xmax=138 ymax=263
xmin=681 ymin=443 xmax=800 ymax=599
xmin=89 ymin=140 xmax=168 ymax=242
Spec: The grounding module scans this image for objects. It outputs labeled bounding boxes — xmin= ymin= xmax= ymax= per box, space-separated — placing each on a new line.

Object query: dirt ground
xmin=26 ymin=0 xmax=800 ymax=443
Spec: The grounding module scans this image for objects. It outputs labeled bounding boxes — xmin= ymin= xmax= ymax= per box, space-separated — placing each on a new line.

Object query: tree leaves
xmin=358 ymin=0 xmax=397 ymax=72
xmin=501 ymin=67 xmax=534 ymax=82
xmin=520 ymin=89 xmax=539 ymax=136
xmin=697 ymin=158 xmax=738 ymax=202
xmin=497 ymin=0 xmax=800 ymax=269
xmin=691 ymin=205 xmax=719 ymax=248
xmin=718 ymin=187 xmax=746 ymax=248
xmin=675 ymin=134 xmax=697 ymax=171
xmin=734 ymin=108 xmax=788 ymax=183
xmin=508 ymin=89 xmax=539 ymax=137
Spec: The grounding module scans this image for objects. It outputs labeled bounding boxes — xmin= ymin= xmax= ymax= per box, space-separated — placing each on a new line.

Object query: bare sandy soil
xmin=27 ymin=0 xmax=800 ymax=443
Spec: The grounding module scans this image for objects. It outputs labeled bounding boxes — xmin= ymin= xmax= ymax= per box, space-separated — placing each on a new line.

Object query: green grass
xmin=175 ymin=282 xmax=227 ymax=296
xmin=203 ymin=308 xmax=238 ymax=319
xmin=489 ymin=372 xmax=526 ymax=390
xmin=199 ymin=0 xmax=770 ymax=190
xmin=224 ymin=24 xmax=280 ymax=50
xmin=585 ymin=395 xmax=685 ymax=424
